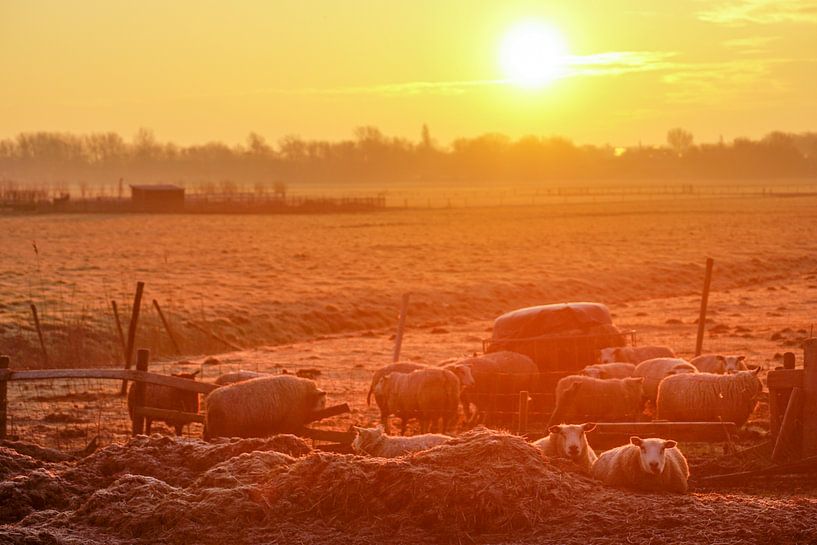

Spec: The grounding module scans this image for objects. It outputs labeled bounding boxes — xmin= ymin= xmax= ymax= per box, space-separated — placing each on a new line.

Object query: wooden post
xmin=694 ymin=257 xmax=714 ymax=357
xmin=120 ymin=281 xmax=144 ymax=394
xmin=392 ymin=293 xmax=410 ymax=363
xmin=802 ymin=338 xmax=817 ymax=457
xmin=772 ymin=387 xmax=802 ymax=463
xmin=131 ymin=349 xmax=149 ymax=436
xmin=0 ymin=355 xmax=9 ymax=439
xmin=153 ymin=299 xmax=182 ymax=354
xmin=518 ymin=390 xmax=529 ymax=435
xmin=29 ymin=303 xmax=49 ymax=366
xmin=111 ymin=300 xmax=128 ymax=361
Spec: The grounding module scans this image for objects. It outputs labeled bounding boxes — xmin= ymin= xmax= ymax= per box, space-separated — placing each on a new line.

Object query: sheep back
xmin=367 ymin=362 xmax=427 ymax=406
xmin=656 ymin=369 xmax=762 ymax=427
xmin=550 ymin=375 xmax=644 ymax=425
xmin=633 ymin=358 xmax=697 ymax=401
xmin=380 ymin=368 xmax=460 ymax=420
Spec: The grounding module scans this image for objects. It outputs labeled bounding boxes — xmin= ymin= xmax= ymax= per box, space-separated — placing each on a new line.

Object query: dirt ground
xmin=2 ymin=194 xmax=817 ymax=543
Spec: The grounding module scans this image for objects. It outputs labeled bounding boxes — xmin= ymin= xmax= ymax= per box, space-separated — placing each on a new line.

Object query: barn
xmin=130 ymin=184 xmax=185 ymax=212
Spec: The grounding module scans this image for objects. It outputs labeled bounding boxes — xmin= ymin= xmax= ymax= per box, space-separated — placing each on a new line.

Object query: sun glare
xmin=500 ymin=21 xmax=569 ymax=88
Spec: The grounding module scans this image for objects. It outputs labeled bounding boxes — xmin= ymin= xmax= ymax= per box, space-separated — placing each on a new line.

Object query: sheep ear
xmin=753 ymin=367 xmax=761 ymax=375
xmin=664 ymin=440 xmax=677 ymax=449
xmin=582 ymin=422 xmax=596 ymax=433
xmin=716 ymin=355 xmax=726 ymax=363
xmin=548 ymin=425 xmax=561 ymax=434
xmin=630 ymin=436 xmax=643 ymax=446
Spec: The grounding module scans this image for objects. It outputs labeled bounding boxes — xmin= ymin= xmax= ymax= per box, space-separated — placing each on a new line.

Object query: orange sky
xmin=1 ymin=0 xmax=816 ymax=146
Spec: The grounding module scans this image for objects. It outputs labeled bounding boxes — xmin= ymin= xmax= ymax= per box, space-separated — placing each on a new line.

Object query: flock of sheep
xmin=126 ymin=342 xmax=764 ymax=494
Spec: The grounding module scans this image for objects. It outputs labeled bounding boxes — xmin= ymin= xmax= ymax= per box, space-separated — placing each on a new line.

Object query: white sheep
xmin=548 ymin=376 xmax=644 ymax=426
xmin=213 ymin=370 xmax=269 ymax=386
xmin=580 ymin=362 xmax=636 ymax=379
xmin=632 ymin=357 xmax=697 ymax=402
xmin=690 ymin=354 xmax=748 ymax=374
xmin=203 ymin=375 xmax=326 ymax=439
xmin=351 ymin=426 xmax=450 ymax=457
xmin=532 ymin=422 xmax=597 ymax=474
xmin=127 ymin=370 xmax=200 ymax=436
xmin=599 ymin=345 xmax=675 ymax=364
xmin=367 ymin=362 xmax=428 ymax=432
xmin=656 ymin=368 xmax=763 ymax=427
xmin=592 ymin=436 xmax=689 ymax=493
xmin=375 ymin=367 xmax=460 ymax=434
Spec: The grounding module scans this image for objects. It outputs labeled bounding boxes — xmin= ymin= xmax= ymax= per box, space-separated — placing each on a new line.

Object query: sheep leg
xmin=380 ymin=410 xmax=391 ymax=434
xmin=145 ymin=418 xmax=153 ymax=434
xmin=399 ymin=416 xmax=408 ymax=436
xmin=174 ymin=422 xmax=184 ymax=436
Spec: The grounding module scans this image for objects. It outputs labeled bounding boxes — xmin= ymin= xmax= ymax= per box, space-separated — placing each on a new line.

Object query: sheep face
xmin=548 ymin=423 xmax=596 ymax=460
xmin=351 ymin=426 xmax=383 ymax=453
xmin=451 ymin=364 xmax=475 ymax=388
xmin=581 ymin=366 xmax=603 ymax=379
xmin=717 ymin=355 xmax=747 ymax=374
xmin=599 ymin=348 xmax=619 ymax=363
xmin=311 ymin=388 xmax=328 ymax=412
xmin=630 ymin=436 xmax=677 ymax=475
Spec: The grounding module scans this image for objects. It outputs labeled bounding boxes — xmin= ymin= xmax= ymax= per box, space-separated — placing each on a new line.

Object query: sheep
xmin=213 ymin=370 xmax=269 ymax=386
xmin=367 ymin=362 xmax=428 ymax=433
xmin=632 ymin=357 xmax=697 ymax=402
xmin=548 ymin=376 xmax=644 ymax=426
xmin=599 ymin=345 xmax=675 ymax=364
xmin=690 ymin=354 xmax=748 ymax=374
xmin=456 ymin=351 xmax=538 ymax=422
xmin=441 ymin=362 xmax=476 ymax=389
xmin=127 ymin=371 xmax=200 ymax=436
xmin=581 ymin=362 xmax=636 ymax=379
xmin=532 ymin=422 xmax=597 ymax=474
xmin=374 ymin=367 xmax=460 ymax=434
xmin=656 ymin=368 xmax=763 ymax=427
xmin=351 ymin=426 xmax=449 ymax=457
xmin=203 ymin=375 xmax=326 ymax=439
xmin=592 ymin=436 xmax=689 ymax=493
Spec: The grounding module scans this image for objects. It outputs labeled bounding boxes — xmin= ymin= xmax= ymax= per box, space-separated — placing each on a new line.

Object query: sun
xmin=500 ymin=21 xmax=569 ymax=88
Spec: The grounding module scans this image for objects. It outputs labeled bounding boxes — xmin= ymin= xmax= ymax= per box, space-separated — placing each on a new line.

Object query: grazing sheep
xmin=375 ymin=367 xmax=460 ymax=434
xmin=351 ymin=426 xmax=449 ymax=457
xmin=213 ymin=370 xmax=269 ymax=386
xmin=127 ymin=371 xmax=200 ymax=436
xmin=581 ymin=362 xmax=636 ymax=379
xmin=367 ymin=362 xmax=428 ymax=433
xmin=203 ymin=375 xmax=326 ymax=439
xmin=456 ymin=351 xmax=538 ymax=422
xmin=656 ymin=368 xmax=762 ymax=427
xmin=532 ymin=422 xmax=597 ymax=474
xmin=548 ymin=376 xmax=644 ymax=426
xmin=632 ymin=357 xmax=697 ymax=402
xmin=592 ymin=436 xmax=689 ymax=493
xmin=690 ymin=354 xmax=748 ymax=374
xmin=599 ymin=345 xmax=675 ymax=364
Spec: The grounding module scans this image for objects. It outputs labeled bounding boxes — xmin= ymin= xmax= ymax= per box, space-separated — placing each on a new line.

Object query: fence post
xmin=802 ymin=339 xmax=817 ymax=457
xmin=694 ymin=257 xmax=714 ymax=356
xmin=131 ymin=348 xmax=150 ymax=436
xmin=392 ymin=293 xmax=410 ymax=363
xmin=772 ymin=387 xmax=802 ymax=463
xmin=518 ymin=391 xmax=529 ymax=435
xmin=153 ymin=299 xmax=182 ymax=354
xmin=30 ymin=304 xmax=49 ymax=366
xmin=120 ymin=281 xmax=144 ymax=395
xmin=0 ymin=355 xmax=8 ymax=439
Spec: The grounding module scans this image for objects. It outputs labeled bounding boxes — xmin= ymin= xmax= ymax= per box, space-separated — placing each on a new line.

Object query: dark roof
xmin=130 ymin=184 xmax=184 ymax=191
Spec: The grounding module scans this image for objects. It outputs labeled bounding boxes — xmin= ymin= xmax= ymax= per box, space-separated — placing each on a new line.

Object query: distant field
xmin=1 ymin=193 xmax=817 ymax=367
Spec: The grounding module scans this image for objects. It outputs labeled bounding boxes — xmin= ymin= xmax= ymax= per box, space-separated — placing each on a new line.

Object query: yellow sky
xmin=1 ymin=0 xmax=816 ymax=146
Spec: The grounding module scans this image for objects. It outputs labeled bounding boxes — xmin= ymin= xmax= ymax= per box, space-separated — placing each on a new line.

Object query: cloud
xmin=566 ymin=51 xmax=677 ymax=77
xmin=699 ymin=0 xmax=817 ymax=25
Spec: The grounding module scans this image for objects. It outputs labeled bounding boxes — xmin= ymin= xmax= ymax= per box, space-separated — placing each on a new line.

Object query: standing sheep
xmin=375 ymin=367 xmax=460 ymax=434
xmin=548 ymin=376 xmax=644 ymax=426
xmin=592 ymin=436 xmax=689 ymax=493
xmin=632 ymin=357 xmax=697 ymax=402
xmin=690 ymin=354 xmax=748 ymax=374
xmin=367 ymin=362 xmax=428 ymax=433
xmin=656 ymin=368 xmax=762 ymax=427
xmin=127 ymin=371 xmax=200 ymax=436
xmin=213 ymin=370 xmax=269 ymax=386
xmin=203 ymin=375 xmax=326 ymax=439
xmin=456 ymin=351 xmax=538 ymax=422
xmin=351 ymin=426 xmax=449 ymax=457
xmin=580 ymin=362 xmax=636 ymax=379
xmin=599 ymin=345 xmax=675 ymax=364
xmin=532 ymin=422 xmax=597 ymax=474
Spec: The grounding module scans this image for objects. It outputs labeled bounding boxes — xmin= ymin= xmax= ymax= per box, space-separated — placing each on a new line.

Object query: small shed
xmin=130 ymin=184 xmax=185 ymax=212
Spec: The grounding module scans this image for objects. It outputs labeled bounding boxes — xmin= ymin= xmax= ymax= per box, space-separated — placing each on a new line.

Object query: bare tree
xmin=667 ymin=128 xmax=694 ymax=156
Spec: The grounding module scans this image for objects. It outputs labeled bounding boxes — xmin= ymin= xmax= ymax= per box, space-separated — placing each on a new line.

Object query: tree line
xmin=1 ymin=126 xmax=815 ymax=192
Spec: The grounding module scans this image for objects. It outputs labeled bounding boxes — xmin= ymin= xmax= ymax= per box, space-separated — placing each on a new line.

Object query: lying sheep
xmin=581 ymin=362 xmax=636 ymax=379
xmin=213 ymin=370 xmax=269 ymax=386
xmin=632 ymin=357 xmax=697 ymax=402
xmin=456 ymin=351 xmax=538 ymax=422
xmin=656 ymin=368 xmax=762 ymax=427
xmin=367 ymin=362 xmax=428 ymax=433
xmin=690 ymin=354 xmax=748 ymax=374
xmin=592 ymin=436 xmax=689 ymax=493
xmin=375 ymin=367 xmax=460 ymax=434
xmin=548 ymin=376 xmax=644 ymax=426
xmin=203 ymin=375 xmax=326 ymax=439
xmin=351 ymin=426 xmax=449 ymax=457
xmin=532 ymin=422 xmax=597 ymax=474
xmin=599 ymin=345 xmax=675 ymax=364
xmin=127 ymin=370 xmax=200 ymax=436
